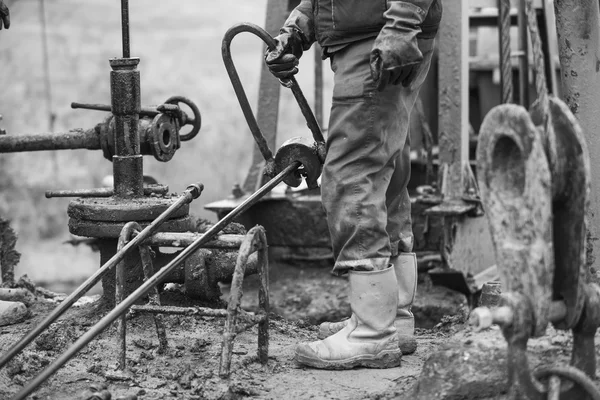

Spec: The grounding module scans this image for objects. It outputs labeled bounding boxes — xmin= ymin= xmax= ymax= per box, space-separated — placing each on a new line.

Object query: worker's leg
xmin=296 ymin=38 xmax=434 ymax=369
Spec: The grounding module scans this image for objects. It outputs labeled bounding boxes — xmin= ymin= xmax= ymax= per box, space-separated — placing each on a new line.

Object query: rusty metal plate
xmin=544 ymin=97 xmax=589 ymax=330
xmin=477 ymin=103 xmax=554 ymax=337
xmin=67 ymin=196 xmax=190 ymax=222
xmin=68 ymin=215 xmax=194 ymax=238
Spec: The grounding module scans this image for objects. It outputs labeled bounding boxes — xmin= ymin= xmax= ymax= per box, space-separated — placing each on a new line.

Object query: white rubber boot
xmin=318 ymin=253 xmax=418 ymax=354
xmin=295 ymin=265 xmax=402 ymax=369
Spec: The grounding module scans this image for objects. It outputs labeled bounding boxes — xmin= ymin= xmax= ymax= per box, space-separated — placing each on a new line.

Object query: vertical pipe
xmin=110 ymin=58 xmax=143 ymax=197
xmin=554 ymin=0 xmax=600 ymax=278
xmin=437 ymin=0 xmax=469 ymax=198
xmin=518 ymin=0 xmax=530 ymax=107
xmin=121 ymin=0 xmax=130 ymax=58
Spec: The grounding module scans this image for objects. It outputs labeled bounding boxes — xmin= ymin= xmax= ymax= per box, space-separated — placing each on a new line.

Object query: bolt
xmin=186 ymin=183 xmax=204 ymax=199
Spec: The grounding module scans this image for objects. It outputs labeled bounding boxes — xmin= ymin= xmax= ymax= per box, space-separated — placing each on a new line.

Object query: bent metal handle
xmin=221 ymin=22 xmax=326 ymax=170
xmin=0 ymin=183 xmax=204 ymax=372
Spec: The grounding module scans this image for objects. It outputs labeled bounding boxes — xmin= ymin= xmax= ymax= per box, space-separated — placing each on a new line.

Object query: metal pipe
xmin=0 ymin=128 xmax=100 ymax=153
xmin=130 ymin=304 xmax=265 ymax=324
xmin=121 ymin=0 xmax=130 ymax=58
xmin=0 ymin=183 xmax=203 ymax=372
xmin=141 ymin=232 xmax=245 ymax=249
xmin=45 ymin=184 xmax=169 ymax=198
xmin=10 ymin=163 xmax=298 ymax=400
xmin=71 ymin=102 xmax=161 ymax=117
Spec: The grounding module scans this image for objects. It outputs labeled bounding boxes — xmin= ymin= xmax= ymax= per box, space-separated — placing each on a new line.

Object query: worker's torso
xmin=314 ymin=0 xmax=387 ymax=48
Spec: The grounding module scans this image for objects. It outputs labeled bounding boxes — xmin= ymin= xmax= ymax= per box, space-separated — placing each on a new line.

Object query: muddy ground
xmin=0 ymin=263 xmax=598 ymax=400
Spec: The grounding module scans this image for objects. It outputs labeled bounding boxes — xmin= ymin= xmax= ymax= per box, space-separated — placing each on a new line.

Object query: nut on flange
xmin=274 ymin=136 xmax=322 ymax=189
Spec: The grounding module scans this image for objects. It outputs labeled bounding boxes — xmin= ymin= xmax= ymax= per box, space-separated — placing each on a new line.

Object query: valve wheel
xmin=165 ymin=95 xmax=201 ymax=141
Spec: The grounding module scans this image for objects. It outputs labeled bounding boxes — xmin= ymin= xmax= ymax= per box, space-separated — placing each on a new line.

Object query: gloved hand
xmin=265 ymin=26 xmax=305 ymax=80
xmin=265 ymin=2 xmax=315 ymax=80
xmin=0 ymin=0 xmax=10 ymax=30
xmin=370 ymin=0 xmax=441 ymax=90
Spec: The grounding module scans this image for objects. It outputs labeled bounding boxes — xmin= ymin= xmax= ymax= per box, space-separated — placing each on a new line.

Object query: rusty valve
xmin=0 ymin=100 xmax=201 ymax=162
xmin=221 ymin=22 xmax=324 ymax=189
xmin=72 ymin=95 xmax=201 ymax=142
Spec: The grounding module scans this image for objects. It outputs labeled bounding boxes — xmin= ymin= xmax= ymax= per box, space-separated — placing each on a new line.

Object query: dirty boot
xmin=296 ymin=265 xmax=401 ymax=369
xmin=318 ymin=253 xmax=418 ymax=355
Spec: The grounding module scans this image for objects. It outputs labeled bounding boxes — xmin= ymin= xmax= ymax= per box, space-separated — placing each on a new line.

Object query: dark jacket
xmin=287 ymin=0 xmax=442 ymax=52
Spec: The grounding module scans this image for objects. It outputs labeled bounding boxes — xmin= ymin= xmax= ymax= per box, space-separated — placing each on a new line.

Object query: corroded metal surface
xmin=0 ymin=218 xmax=20 ymax=286
xmin=45 ymin=184 xmax=168 ymax=198
xmin=554 ymin=0 xmax=600 ymax=279
xmin=478 ymin=103 xmax=554 ymax=337
xmin=68 ymin=196 xmax=190 ymax=222
xmin=0 ymin=184 xmax=203 ymax=373
xmin=69 ymin=215 xmax=194 ymax=239
xmin=473 ymin=1 xmax=597 ymax=394
xmin=219 ymin=226 xmax=269 ymax=377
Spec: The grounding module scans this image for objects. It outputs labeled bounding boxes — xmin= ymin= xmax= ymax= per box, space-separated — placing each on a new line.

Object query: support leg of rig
xmin=139 ymin=244 xmax=168 ymax=354
xmin=219 ymin=226 xmax=269 ymax=378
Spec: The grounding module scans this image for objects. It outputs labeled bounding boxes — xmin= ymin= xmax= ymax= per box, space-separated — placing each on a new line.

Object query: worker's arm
xmin=265 ymin=0 xmax=315 ymax=79
xmin=0 ymin=0 xmax=10 ymax=30
xmin=370 ymin=0 xmax=442 ymax=90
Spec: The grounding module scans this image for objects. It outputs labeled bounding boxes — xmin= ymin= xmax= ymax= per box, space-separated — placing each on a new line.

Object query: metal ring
xmin=533 ymin=364 xmax=600 ymax=400
xmin=165 ymin=95 xmax=201 ymax=141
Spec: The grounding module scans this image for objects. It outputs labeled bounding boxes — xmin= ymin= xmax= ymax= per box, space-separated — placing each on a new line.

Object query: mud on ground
xmin=0 ymin=263 xmax=597 ymax=399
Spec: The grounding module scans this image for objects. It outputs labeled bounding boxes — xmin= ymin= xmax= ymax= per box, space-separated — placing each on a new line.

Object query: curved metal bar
xmin=10 ymin=163 xmax=297 ymax=400
xmin=534 ymin=365 xmax=600 ymax=400
xmin=219 ymin=225 xmax=268 ymax=377
xmin=115 ymin=222 xmax=140 ymax=370
xmin=221 ymin=22 xmax=326 ymax=172
xmin=0 ymin=183 xmax=203 ymax=372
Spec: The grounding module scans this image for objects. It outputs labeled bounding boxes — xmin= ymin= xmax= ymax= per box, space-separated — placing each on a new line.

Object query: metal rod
xmin=313 ymin=44 xmax=324 ymax=128
xmin=139 ymin=243 xmax=168 ymax=355
xmin=0 ymin=183 xmax=203 ymax=373
xmin=115 ymin=223 xmax=135 ymax=370
xmin=121 ymin=0 xmax=130 ymax=58
xmin=130 ymin=305 xmax=265 ymax=323
xmin=141 ymin=232 xmax=245 ymax=249
xmin=72 ymin=102 xmax=162 ymax=118
xmin=45 ymin=185 xmax=169 ymax=198
xmin=10 ymin=163 xmax=298 ymax=400
xmin=518 ymin=0 xmax=530 ymax=107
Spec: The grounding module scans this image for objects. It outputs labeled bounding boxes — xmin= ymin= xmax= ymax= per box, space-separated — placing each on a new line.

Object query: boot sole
xmin=317 ymin=331 xmax=417 ymax=356
xmin=295 ymin=349 xmax=402 ymax=370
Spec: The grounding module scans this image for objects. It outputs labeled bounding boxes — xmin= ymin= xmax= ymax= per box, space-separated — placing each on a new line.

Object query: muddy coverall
xmin=267 ymin=0 xmax=442 ymax=274
xmin=266 ymin=0 xmax=442 ymax=369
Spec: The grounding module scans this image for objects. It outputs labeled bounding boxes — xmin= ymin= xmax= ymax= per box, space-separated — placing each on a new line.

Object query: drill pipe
xmin=0 ymin=183 xmax=203 ymax=372
xmin=11 ymin=162 xmax=299 ymax=400
xmin=0 ymin=128 xmax=100 ymax=153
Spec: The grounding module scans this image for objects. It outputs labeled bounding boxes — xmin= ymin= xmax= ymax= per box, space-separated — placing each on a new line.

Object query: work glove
xmin=0 ymin=0 xmax=10 ymax=30
xmin=265 ymin=1 xmax=315 ymax=80
xmin=265 ymin=26 xmax=306 ymax=80
xmin=370 ymin=0 xmax=442 ymax=90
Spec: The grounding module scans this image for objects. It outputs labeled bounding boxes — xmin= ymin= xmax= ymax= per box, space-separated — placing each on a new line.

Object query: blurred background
xmin=0 ymin=0 xmax=333 ymax=290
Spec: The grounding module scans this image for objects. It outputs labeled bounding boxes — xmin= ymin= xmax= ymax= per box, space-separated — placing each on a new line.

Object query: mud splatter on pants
xmin=321 ymin=36 xmax=434 ymax=274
